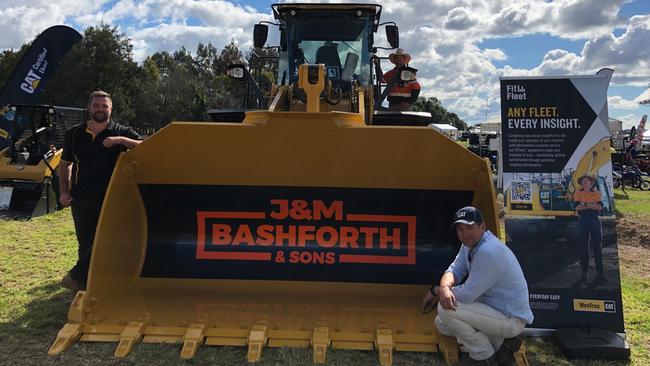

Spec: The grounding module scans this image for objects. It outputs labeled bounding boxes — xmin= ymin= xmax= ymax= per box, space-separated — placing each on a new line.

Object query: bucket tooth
xmin=48 ymin=323 xmax=82 ymax=355
xmin=434 ymin=326 xmax=459 ymax=365
xmin=67 ymin=291 xmax=88 ymax=323
xmin=515 ymin=340 xmax=529 ymax=366
xmin=115 ymin=321 xmax=146 ymax=357
xmin=180 ymin=323 xmax=207 ymax=359
xmin=311 ymin=326 xmax=331 ymax=363
xmin=246 ymin=324 xmax=268 ymax=362
xmin=375 ymin=327 xmax=394 ymax=366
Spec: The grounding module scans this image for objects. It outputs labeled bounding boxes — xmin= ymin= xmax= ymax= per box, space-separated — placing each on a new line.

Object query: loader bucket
xmin=50 ymin=111 xmax=498 ymax=365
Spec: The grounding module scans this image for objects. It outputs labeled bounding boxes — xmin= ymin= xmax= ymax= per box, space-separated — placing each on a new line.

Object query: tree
xmin=247 ymin=47 xmax=279 ymax=80
xmin=45 ymin=24 xmax=140 ymax=126
xmin=0 ymin=47 xmax=29 ymax=90
xmin=133 ymin=58 xmax=163 ymax=131
xmin=195 ymin=42 xmax=219 ymax=81
xmin=412 ymin=97 xmax=467 ymax=130
xmin=148 ymin=51 xmax=194 ymax=124
xmin=215 ymin=41 xmax=244 ymax=75
xmin=246 ymin=47 xmax=279 ymax=102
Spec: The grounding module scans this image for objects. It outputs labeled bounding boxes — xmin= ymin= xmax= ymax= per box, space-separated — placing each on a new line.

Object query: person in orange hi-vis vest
xmin=573 ymin=174 xmax=605 ymax=283
xmin=377 ymin=48 xmax=421 ymax=111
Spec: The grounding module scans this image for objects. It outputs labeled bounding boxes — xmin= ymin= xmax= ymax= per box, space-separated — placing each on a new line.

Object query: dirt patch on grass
xmin=616 ymin=216 xmax=650 ymax=249
xmin=618 ymin=245 xmax=650 ymax=279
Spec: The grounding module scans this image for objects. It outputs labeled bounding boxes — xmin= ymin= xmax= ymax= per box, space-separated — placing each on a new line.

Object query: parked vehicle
xmin=612 ymin=164 xmax=650 ymax=190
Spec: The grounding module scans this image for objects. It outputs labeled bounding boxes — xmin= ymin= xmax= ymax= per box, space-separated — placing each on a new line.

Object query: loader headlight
xmin=227 ymin=64 xmax=246 ymax=80
xmin=399 ymin=70 xmax=414 ymax=82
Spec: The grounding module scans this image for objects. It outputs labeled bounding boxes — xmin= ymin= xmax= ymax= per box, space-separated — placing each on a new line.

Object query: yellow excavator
xmin=49 ymin=4 xmax=500 ymax=365
xmin=505 ymin=137 xmax=614 ymax=217
xmin=0 ymin=104 xmax=84 ymax=218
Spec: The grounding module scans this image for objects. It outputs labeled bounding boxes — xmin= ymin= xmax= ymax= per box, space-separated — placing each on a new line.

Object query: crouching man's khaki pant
xmin=435 ymin=302 xmax=525 ymax=361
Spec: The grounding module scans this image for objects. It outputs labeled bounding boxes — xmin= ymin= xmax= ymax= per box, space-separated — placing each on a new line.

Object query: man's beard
xmin=92 ymin=111 xmax=109 ymax=123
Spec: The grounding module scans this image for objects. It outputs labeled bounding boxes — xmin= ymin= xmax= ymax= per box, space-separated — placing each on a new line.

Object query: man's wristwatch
xmin=431 ymin=284 xmax=450 ymax=295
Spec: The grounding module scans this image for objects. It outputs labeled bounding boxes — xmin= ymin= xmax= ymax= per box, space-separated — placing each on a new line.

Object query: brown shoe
xmin=60 ymin=273 xmax=84 ymax=292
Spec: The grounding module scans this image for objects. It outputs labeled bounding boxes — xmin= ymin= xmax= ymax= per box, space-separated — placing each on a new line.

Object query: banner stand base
xmin=554 ymin=328 xmax=630 ymax=360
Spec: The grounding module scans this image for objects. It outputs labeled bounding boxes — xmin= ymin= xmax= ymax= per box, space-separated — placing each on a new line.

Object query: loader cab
xmin=259 ymin=4 xmax=388 ymax=87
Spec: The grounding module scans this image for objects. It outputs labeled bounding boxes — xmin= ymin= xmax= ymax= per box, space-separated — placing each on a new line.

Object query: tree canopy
xmin=0 ymin=25 xmax=466 ymax=131
xmin=412 ymin=97 xmax=468 ymax=130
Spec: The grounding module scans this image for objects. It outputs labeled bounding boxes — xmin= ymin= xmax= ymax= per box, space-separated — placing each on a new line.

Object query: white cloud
xmin=502 ymin=14 xmax=650 ymax=86
xmin=483 ymin=48 xmax=507 ymax=61
xmin=72 ymin=0 xmax=272 ymax=60
xmin=374 ymin=0 xmax=639 ymax=121
xmin=613 ymin=113 xmax=646 ymax=130
xmin=444 ymin=7 xmax=478 ymax=30
xmin=609 ymin=95 xmax=642 ymax=110
xmin=634 ymin=88 xmax=650 ymax=104
xmin=0 ymin=1 xmax=102 ymax=49
xmin=130 ymin=24 xmax=252 ymax=59
xmin=0 ymin=0 xmax=647 ymax=125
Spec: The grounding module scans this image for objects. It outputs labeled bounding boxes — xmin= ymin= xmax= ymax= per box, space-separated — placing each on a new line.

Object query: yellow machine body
xmin=49 ymin=110 xmax=498 ymax=364
xmin=0 ymin=147 xmax=62 ymax=218
xmin=0 ymin=148 xmax=61 ymax=181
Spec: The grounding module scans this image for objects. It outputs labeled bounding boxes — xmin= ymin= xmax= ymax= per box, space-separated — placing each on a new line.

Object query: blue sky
xmin=1 ymin=0 xmax=648 ymax=128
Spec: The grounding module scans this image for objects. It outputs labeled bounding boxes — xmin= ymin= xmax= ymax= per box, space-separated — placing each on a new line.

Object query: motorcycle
xmin=612 ymin=164 xmax=650 ymax=190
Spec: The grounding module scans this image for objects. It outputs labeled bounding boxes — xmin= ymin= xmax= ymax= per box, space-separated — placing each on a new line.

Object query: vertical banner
xmin=0 ymin=25 xmax=82 ymax=151
xmin=501 ymin=69 xmax=624 ymax=332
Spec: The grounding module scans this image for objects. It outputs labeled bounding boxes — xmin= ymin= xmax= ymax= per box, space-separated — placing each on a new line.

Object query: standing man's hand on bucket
xmin=59 ymin=192 xmax=73 ymax=207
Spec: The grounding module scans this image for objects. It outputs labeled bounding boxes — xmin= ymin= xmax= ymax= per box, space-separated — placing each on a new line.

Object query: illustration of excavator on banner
xmin=505 ymin=137 xmax=615 ymax=218
xmin=48 ymin=4 xmax=508 ymax=366
xmin=504 ymin=135 xmax=617 ymax=259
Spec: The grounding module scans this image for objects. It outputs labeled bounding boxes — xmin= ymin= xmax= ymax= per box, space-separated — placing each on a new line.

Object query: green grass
xmin=1 ymin=192 xmax=649 ymax=365
xmin=614 ymin=189 xmax=650 ymax=218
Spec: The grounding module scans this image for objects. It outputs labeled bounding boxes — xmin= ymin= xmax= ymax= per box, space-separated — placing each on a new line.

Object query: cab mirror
xmin=254 ymin=24 xmax=268 ymax=48
xmin=386 ymin=25 xmax=399 ymax=48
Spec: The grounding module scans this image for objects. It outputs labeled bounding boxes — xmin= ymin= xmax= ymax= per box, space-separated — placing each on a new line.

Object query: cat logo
xmin=20 ymin=69 xmax=42 ymax=94
xmin=20 ymin=48 xmax=48 ymax=94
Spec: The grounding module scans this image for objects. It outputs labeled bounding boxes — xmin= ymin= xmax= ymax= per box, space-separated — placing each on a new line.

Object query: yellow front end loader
xmin=50 ymin=4 xmax=499 ymax=365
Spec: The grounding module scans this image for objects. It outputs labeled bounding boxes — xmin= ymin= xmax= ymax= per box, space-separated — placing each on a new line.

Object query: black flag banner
xmin=0 ymin=25 xmax=82 ymax=150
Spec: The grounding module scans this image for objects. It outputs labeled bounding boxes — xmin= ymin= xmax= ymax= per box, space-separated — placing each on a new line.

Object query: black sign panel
xmin=139 ymin=184 xmax=474 ymax=284
xmin=500 ymin=79 xmax=596 ymax=173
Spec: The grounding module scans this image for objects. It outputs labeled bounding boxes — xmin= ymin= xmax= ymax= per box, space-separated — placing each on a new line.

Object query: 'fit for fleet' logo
xmin=196 ymin=199 xmax=416 ymax=265
xmin=20 ymin=48 xmax=49 ymax=94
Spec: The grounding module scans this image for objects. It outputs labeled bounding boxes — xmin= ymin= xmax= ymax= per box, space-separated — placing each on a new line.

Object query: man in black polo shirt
xmin=58 ymin=90 xmax=142 ymax=291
